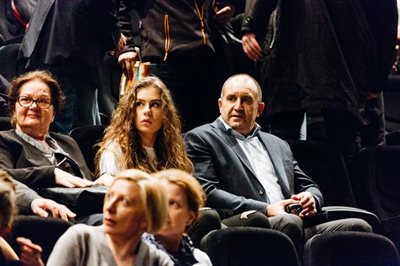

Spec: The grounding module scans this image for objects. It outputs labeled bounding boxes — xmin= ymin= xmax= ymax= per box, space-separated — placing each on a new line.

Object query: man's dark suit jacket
xmin=185 ymin=119 xmax=324 ymax=215
xmin=19 ymin=0 xmax=120 ymax=78
xmin=0 ymin=129 xmax=93 ymax=213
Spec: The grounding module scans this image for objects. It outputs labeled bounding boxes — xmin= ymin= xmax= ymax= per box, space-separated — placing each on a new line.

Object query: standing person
xmin=118 ymin=0 xmax=236 ymax=131
xmin=145 ymin=169 xmax=212 ymax=265
xmin=95 ymin=76 xmax=192 ymax=186
xmin=184 ymin=74 xmax=372 ymax=255
xmin=19 ymin=0 xmax=125 ymax=133
xmin=241 ymin=0 xmax=398 ymax=163
xmin=44 ymin=169 xmax=173 ymax=266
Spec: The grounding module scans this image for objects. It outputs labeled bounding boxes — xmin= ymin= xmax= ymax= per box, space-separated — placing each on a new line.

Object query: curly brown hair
xmin=95 ymin=76 xmax=192 ymax=175
xmin=8 ymin=70 xmax=65 ymax=126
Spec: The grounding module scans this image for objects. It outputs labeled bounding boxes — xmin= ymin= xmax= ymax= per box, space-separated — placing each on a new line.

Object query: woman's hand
xmin=31 ymin=198 xmax=76 ymax=221
xmin=54 ymin=168 xmax=93 ymax=188
xmin=16 ymin=237 xmax=44 ymax=266
xmin=93 ymin=173 xmax=115 ymax=187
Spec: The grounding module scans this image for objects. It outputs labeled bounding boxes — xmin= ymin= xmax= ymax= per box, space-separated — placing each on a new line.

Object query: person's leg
xmin=304 ymin=218 xmax=372 ymax=241
xmin=188 ymin=209 xmax=222 ymax=248
xmin=76 ymin=82 xmax=101 ymax=128
xmin=361 ymin=93 xmax=386 ymax=147
xmin=222 ymin=210 xmax=271 ymax=228
xmin=268 ymin=111 xmax=306 ymax=140
xmin=269 ymin=213 xmax=304 ymax=258
xmin=321 ymin=109 xmax=361 ymax=165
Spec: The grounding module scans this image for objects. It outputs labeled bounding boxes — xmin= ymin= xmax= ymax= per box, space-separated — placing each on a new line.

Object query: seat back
xmin=287 ymin=140 xmax=357 ymax=207
xmin=0 ymin=43 xmax=20 ymax=81
xmin=350 ymin=146 xmax=400 ymax=221
xmin=7 ymin=216 xmax=72 ymax=263
xmin=69 ymin=125 xmax=106 ymax=173
xmin=200 ymin=227 xmax=300 ymax=266
xmin=304 ymin=231 xmax=400 ymax=266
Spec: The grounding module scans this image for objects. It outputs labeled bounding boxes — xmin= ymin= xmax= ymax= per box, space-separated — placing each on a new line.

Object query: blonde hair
xmin=111 ymin=169 xmax=168 ymax=233
xmin=0 ymin=170 xmax=17 ymax=230
xmin=95 ymin=76 xmax=192 ymax=174
xmin=153 ymin=169 xmax=205 ymax=221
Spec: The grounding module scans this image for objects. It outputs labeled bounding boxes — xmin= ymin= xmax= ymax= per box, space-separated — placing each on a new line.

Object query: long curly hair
xmin=95 ymin=76 xmax=192 ymax=175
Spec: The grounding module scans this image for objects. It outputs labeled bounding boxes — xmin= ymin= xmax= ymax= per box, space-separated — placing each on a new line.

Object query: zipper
xmin=193 ymin=0 xmax=207 ymax=45
xmin=163 ymin=14 xmax=170 ymax=61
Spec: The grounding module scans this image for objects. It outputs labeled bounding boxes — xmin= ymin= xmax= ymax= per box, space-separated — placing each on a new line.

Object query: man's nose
xmin=233 ymin=99 xmax=243 ymax=110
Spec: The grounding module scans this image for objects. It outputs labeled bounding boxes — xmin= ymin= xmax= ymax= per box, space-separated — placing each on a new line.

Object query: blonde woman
xmin=145 ymin=169 xmax=212 ymax=265
xmin=47 ymin=169 xmax=173 ymax=266
xmin=95 ymin=76 xmax=192 ymax=186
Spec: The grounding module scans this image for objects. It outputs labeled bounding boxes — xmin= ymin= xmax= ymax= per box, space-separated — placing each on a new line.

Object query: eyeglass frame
xmin=17 ymin=96 xmax=53 ymax=109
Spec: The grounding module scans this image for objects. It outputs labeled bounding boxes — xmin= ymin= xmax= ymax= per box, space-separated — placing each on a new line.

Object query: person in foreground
xmin=46 ymin=169 xmax=173 ymax=266
xmin=0 ymin=169 xmax=43 ymax=266
xmin=145 ymin=169 xmax=212 ymax=266
xmin=0 ymin=70 xmax=94 ymax=221
xmin=184 ymin=73 xmax=372 ymax=253
xmin=95 ymin=76 xmax=192 ymax=186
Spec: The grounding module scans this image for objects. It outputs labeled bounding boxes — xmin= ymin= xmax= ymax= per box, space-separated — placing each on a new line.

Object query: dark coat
xmin=0 ymin=129 xmax=93 ymax=213
xmin=243 ymin=0 xmax=397 ymax=121
xmin=184 ymin=119 xmax=323 ymax=214
xmin=20 ymin=0 xmax=120 ymax=80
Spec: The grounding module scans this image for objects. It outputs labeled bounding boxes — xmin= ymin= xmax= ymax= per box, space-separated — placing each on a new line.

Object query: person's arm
xmin=118 ymin=0 xmax=141 ymax=80
xmin=14 ymin=180 xmax=76 ymax=221
xmin=185 ymin=130 xmax=268 ymax=214
xmin=241 ymin=0 xmax=278 ymax=61
xmin=369 ymin=0 xmax=398 ymax=93
xmin=46 ymin=225 xmax=87 ymax=266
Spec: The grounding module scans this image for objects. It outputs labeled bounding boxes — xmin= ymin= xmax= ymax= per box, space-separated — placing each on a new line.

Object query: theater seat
xmin=350 ymin=145 xmax=400 ymax=253
xmin=69 ymin=125 xmax=106 ymax=172
xmin=287 ymin=140 xmax=381 ymax=232
xmin=304 ymin=232 xmax=400 ymax=266
xmin=7 ymin=215 xmax=73 ymax=263
xmin=200 ymin=227 xmax=300 ymax=266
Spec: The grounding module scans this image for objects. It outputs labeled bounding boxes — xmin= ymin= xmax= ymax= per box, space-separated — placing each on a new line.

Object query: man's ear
xmin=218 ymin=98 xmax=222 ymax=112
xmin=256 ymin=102 xmax=265 ymax=117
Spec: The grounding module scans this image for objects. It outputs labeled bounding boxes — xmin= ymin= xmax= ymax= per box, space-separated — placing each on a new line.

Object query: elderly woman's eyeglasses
xmin=17 ymin=96 xmax=52 ymax=109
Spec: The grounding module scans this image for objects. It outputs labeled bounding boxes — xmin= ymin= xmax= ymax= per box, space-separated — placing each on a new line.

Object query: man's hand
xmin=118 ymin=51 xmax=138 ymax=80
xmin=17 ymin=237 xmax=44 ymax=266
xmin=54 ymin=168 xmax=93 ymax=188
xmin=366 ymin=91 xmax=379 ymax=100
xmin=213 ymin=4 xmax=235 ymax=25
xmin=291 ymin=192 xmax=317 ymax=218
xmin=113 ymin=33 xmax=127 ymax=56
xmin=266 ymin=199 xmax=298 ymax=217
xmin=242 ymin=33 xmax=262 ymax=61
xmin=31 ymin=198 xmax=76 ymax=221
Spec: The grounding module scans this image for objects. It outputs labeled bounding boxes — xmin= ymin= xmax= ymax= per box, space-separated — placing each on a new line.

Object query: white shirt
xmin=219 ymin=117 xmax=285 ymax=203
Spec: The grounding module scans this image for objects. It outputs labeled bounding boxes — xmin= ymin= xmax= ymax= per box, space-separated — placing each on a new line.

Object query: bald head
xmin=221 ymin=74 xmax=262 ymax=103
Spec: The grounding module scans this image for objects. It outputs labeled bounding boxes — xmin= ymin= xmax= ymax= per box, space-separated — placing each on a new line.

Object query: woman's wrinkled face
xmin=103 ymin=179 xmax=147 ymax=238
xmin=15 ymin=79 xmax=54 ymax=140
xmin=134 ymin=86 xmax=164 ymax=145
xmin=156 ymin=181 xmax=195 ymax=242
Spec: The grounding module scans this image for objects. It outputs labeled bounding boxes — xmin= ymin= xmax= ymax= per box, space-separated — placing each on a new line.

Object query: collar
xmin=218 ymin=116 xmax=261 ymax=140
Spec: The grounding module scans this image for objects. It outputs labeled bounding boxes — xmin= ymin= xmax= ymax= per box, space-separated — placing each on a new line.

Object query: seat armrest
xmin=322 ymin=206 xmax=382 ymax=233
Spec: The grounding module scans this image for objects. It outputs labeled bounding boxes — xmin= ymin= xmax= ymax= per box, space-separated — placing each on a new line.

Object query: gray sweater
xmin=47 ymin=225 xmax=174 ymax=266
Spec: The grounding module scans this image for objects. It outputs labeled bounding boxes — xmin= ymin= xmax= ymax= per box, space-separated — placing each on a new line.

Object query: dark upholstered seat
xmin=200 ymin=227 xmax=300 ymax=266
xmin=304 ymin=231 xmax=400 ymax=266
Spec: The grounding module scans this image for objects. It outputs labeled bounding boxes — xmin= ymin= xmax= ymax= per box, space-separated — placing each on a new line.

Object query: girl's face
xmin=134 ymin=86 xmax=164 ymax=146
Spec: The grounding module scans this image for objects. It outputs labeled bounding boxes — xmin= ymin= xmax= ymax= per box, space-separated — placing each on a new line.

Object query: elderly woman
xmin=95 ymin=76 xmax=192 ymax=186
xmin=145 ymin=169 xmax=212 ymax=265
xmin=0 ymin=70 xmax=94 ymax=221
xmin=46 ymin=169 xmax=173 ymax=266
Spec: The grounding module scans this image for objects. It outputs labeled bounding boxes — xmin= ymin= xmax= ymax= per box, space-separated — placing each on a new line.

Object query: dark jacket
xmin=242 ymin=0 xmax=397 ymax=120
xmin=20 ymin=0 xmax=121 ymax=79
xmin=0 ymin=130 xmax=93 ymax=213
xmin=120 ymin=0 xmax=235 ymax=64
xmin=185 ymin=119 xmax=323 ymax=214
